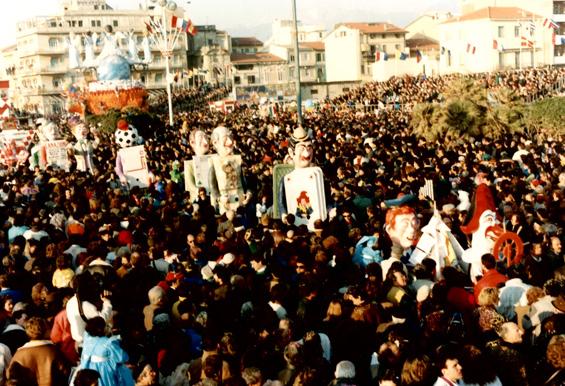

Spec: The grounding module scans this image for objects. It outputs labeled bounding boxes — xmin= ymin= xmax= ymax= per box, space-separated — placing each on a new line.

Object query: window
xmin=395 ymin=34 xmax=401 ymax=38
xmin=155 ymin=73 xmax=163 ymax=83
xmin=361 ymin=64 xmax=365 ymax=75
xmin=311 ymin=89 xmax=318 ymax=95
xmin=339 ymin=31 xmax=346 ymax=37
xmin=52 ymin=79 xmax=60 ymax=88
xmin=94 ymin=5 xmax=98 ymax=10
xmin=316 ymin=53 xmax=322 ymax=62
xmin=71 ymin=21 xmax=76 ymax=27
xmin=78 ymin=20 xmax=83 ymax=27
xmin=343 ymin=87 xmax=350 ymax=92
xmin=234 ymin=76 xmax=241 ymax=84
xmin=247 ymin=75 xmax=255 ymax=84
xmin=208 ymin=39 xmax=213 ymax=46
xmin=499 ymin=52 xmax=504 ymax=68
xmin=48 ymin=38 xmax=59 ymax=47
xmin=369 ymin=34 xmax=377 ymax=39
xmin=290 ymin=55 xmax=295 ymax=62
xmin=91 ymin=20 xmax=96 ymax=27
xmin=514 ymin=26 xmax=520 ymax=37
xmin=96 ymin=20 xmax=101 ymax=27
xmin=113 ymin=20 xmax=118 ymax=27
xmin=50 ymin=57 xmax=59 ymax=67
xmin=395 ymin=44 xmax=400 ymax=50
xmin=514 ymin=52 xmax=520 ymax=68
xmin=50 ymin=21 xmax=57 ymax=27
xmin=381 ymin=34 xmax=386 ymax=39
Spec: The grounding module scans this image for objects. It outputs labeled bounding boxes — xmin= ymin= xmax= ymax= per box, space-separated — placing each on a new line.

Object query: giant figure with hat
xmin=279 ymin=126 xmax=327 ymax=229
xmin=29 ymin=119 xmax=69 ymax=171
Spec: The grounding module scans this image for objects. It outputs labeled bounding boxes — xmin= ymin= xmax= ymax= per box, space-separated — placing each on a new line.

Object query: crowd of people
xmin=0 ymin=66 xmax=562 ymax=386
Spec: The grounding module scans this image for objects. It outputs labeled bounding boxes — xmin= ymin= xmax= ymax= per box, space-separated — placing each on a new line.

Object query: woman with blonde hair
xmin=473 ymin=287 xmax=505 ymax=343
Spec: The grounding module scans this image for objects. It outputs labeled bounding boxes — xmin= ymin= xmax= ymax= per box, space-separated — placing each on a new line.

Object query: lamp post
xmin=149 ymin=0 xmax=179 ymax=126
xmin=291 ymin=0 xmax=302 ymax=125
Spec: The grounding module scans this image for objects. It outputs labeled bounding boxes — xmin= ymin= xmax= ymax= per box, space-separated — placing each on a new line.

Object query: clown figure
xmin=114 ymin=119 xmax=149 ymax=189
xmin=68 ymin=119 xmax=99 ymax=174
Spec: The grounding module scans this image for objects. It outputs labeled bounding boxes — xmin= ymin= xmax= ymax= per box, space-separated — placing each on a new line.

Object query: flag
xmin=171 ymin=15 xmax=178 ymax=29
xmin=562 ymin=37 xmax=565 ymax=45
xmin=399 ymin=52 xmax=408 ymax=60
xmin=466 ymin=43 xmax=476 ymax=54
xmin=472 ymin=46 xmax=476 ymax=54
xmin=383 ymin=52 xmax=388 ymax=61
xmin=375 ymin=51 xmax=381 ymax=61
xmin=544 ymin=18 xmax=559 ymax=30
xmin=416 ymin=50 xmax=422 ymax=63
xmin=187 ymin=20 xmax=197 ymax=36
xmin=466 ymin=43 xmax=471 ymax=53
xmin=441 ymin=46 xmax=445 ymax=55
xmin=492 ymin=39 xmax=498 ymax=50
xmin=419 ymin=179 xmax=434 ymax=202
xmin=144 ymin=21 xmax=153 ymax=34
xmin=521 ymin=36 xmax=533 ymax=48
xmin=528 ymin=21 xmax=536 ymax=36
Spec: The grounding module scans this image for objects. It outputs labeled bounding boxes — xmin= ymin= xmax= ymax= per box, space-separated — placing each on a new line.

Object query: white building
xmin=405 ymin=12 xmax=454 ymax=41
xmin=263 ymin=20 xmax=326 ymax=84
xmin=230 ymin=52 xmax=290 ymax=100
xmin=458 ymin=0 xmax=564 ymax=65
xmin=325 ymin=22 xmax=407 ymax=82
xmin=3 ymin=0 xmax=188 ymax=115
xmin=264 ymin=19 xmax=325 ymax=47
xmin=439 ymin=7 xmax=554 ymax=74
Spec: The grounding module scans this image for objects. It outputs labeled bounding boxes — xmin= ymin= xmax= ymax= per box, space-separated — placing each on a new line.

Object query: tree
xmin=524 ymin=97 xmax=565 ymax=139
xmin=410 ymin=77 xmax=527 ymax=145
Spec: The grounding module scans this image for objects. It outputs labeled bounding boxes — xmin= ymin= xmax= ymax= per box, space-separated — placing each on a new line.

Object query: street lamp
xmin=149 ymin=0 xmax=180 ymax=126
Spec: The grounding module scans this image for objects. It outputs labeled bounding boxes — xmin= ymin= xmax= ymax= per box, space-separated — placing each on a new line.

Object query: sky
xmin=0 ymin=0 xmax=459 ymax=48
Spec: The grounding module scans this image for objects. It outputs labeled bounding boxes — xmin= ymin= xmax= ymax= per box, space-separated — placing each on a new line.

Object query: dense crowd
xmin=0 ymin=66 xmax=562 ymax=386
xmin=334 ymin=67 xmax=565 ymax=108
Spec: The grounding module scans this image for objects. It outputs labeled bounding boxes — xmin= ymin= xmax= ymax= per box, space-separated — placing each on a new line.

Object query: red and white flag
xmin=521 ymin=36 xmax=533 ymax=48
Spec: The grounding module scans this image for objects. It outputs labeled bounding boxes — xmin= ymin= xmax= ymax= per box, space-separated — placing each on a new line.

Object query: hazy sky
xmin=0 ymin=0 xmax=459 ymax=48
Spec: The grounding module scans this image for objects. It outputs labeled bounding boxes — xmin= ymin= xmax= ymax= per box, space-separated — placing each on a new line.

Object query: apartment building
xmin=325 ymin=22 xmax=407 ymax=82
xmin=3 ymin=0 xmax=188 ymax=115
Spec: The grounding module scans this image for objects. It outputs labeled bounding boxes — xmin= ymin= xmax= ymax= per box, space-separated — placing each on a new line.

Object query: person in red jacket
xmin=474 ymin=253 xmax=508 ymax=305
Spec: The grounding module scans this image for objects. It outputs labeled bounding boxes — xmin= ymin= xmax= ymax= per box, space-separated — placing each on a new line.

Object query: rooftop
xmin=299 ymin=41 xmax=325 ymax=50
xmin=337 ymin=22 xmax=406 ymax=34
xmin=443 ymin=7 xmax=541 ymax=24
xmin=231 ymin=37 xmax=264 ymax=47
xmin=230 ymin=52 xmax=285 ymax=64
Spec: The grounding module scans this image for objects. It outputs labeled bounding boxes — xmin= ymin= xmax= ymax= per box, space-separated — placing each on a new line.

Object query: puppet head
xmin=385 ymin=206 xmax=419 ymax=250
xmin=211 ymin=126 xmax=234 ymax=157
xmin=288 ymin=126 xmax=313 ymax=169
xmin=115 ymin=119 xmax=141 ymax=148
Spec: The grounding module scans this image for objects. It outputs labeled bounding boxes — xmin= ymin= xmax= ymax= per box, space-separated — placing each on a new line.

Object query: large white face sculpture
xmin=211 ymin=126 xmax=234 ymax=157
xmin=385 ymin=207 xmax=420 ymax=250
xmin=190 ymin=130 xmax=210 ymax=156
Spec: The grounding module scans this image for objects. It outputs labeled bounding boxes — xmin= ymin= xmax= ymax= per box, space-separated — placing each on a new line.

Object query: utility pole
xmin=291 ymin=0 xmax=302 ymax=125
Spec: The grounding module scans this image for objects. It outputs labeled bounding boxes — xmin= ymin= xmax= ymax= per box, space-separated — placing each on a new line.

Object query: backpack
xmin=446 ymin=312 xmax=466 ymax=343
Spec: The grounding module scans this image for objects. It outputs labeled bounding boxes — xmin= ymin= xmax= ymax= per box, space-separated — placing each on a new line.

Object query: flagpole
xmin=519 ymin=22 xmax=522 ymax=70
